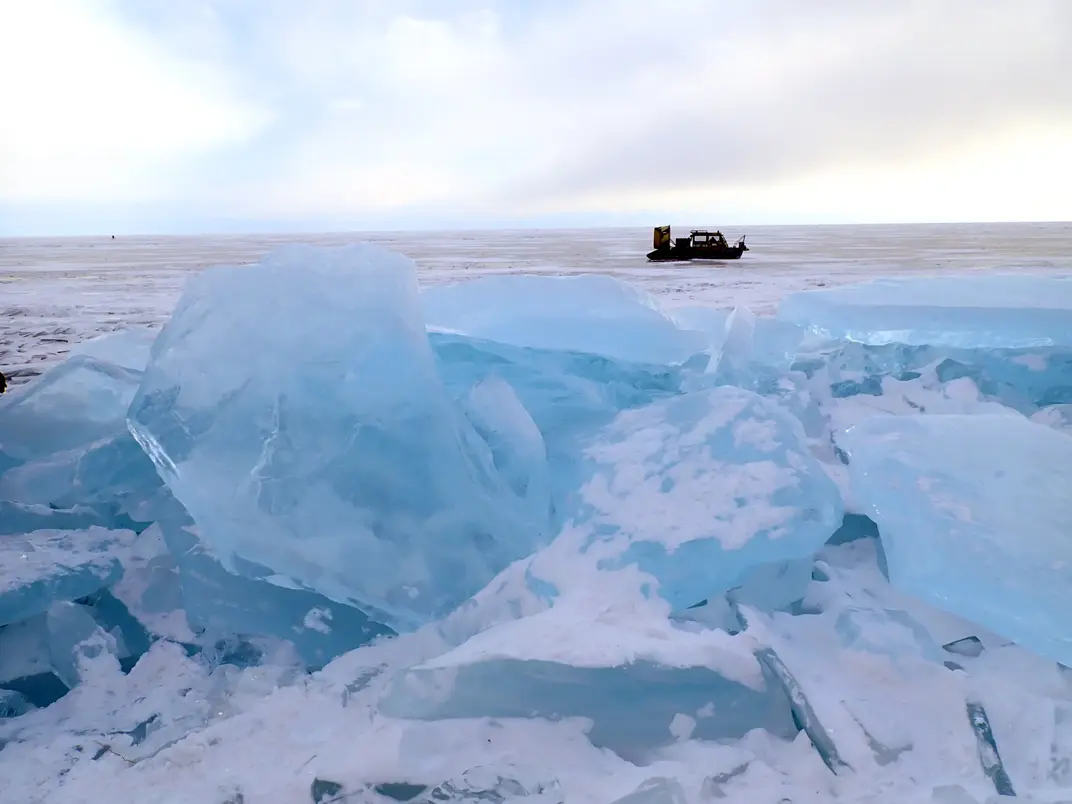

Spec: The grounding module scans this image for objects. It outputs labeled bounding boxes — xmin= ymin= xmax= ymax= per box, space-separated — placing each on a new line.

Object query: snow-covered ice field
xmin=3 ymin=222 xmax=1070 ymax=384
xmin=1 ymin=222 xmax=1072 ymax=804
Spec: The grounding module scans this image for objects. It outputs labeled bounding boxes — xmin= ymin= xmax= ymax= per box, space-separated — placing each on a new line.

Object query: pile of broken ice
xmin=2 ymin=244 xmax=1072 ymax=804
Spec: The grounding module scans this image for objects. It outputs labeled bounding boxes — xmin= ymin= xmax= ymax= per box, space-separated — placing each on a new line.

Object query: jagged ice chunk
xmin=45 ymin=600 xmax=121 ymax=689
xmin=461 ymin=376 xmax=551 ymax=532
xmin=608 ymin=778 xmax=689 ymax=804
xmin=0 ymin=432 xmax=161 ymax=512
xmin=0 ymin=527 xmax=136 ymax=626
xmin=0 ymin=501 xmax=116 ymax=536
xmin=841 ymin=413 xmax=1072 ymax=666
xmin=431 ymin=331 xmax=685 ymax=509
xmin=778 ymin=275 xmax=1072 ymax=348
xmin=128 ymin=243 xmax=550 ymax=631
xmin=577 ymin=386 xmax=843 ymax=610
xmin=0 ymin=688 xmax=34 ymax=719
xmin=421 ymin=274 xmax=706 ymax=365
xmin=156 ymin=516 xmax=394 ymax=667
xmin=701 ymin=305 xmax=805 ymax=391
xmin=69 ymin=327 xmax=157 ymax=372
xmin=382 ymin=658 xmax=796 ymax=759
xmin=0 ymin=355 xmax=143 ymax=461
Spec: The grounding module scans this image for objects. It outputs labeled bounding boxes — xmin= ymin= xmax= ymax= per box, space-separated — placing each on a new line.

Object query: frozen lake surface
xmin=2 ymin=224 xmax=1072 ymax=804
xmin=3 ymin=221 xmax=1071 ymax=385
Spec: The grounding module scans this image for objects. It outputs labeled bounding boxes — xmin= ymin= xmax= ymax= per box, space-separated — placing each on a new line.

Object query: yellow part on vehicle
xmin=653 ymin=226 xmax=671 ymax=249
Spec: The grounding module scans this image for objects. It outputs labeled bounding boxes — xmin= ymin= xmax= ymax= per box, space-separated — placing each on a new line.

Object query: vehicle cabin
xmin=688 ymin=230 xmax=729 ymax=248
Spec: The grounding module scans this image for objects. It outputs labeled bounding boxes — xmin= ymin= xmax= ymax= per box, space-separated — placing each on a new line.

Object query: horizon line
xmin=2 ymin=217 xmax=1070 ymax=241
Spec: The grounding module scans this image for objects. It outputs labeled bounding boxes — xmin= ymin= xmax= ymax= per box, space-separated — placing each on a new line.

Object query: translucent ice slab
xmin=779 ymin=275 xmax=1072 ymax=348
xmin=841 ymin=413 xmax=1072 ymax=665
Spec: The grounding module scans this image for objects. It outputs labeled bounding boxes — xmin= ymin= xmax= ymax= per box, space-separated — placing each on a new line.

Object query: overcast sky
xmin=2 ymin=0 xmax=1070 ymax=235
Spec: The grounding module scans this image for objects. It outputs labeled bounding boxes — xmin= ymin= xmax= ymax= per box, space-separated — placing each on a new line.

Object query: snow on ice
xmin=1 ymin=243 xmax=1072 ymax=804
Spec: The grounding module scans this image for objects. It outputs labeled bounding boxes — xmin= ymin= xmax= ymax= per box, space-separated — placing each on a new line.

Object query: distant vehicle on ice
xmin=646 ymin=225 xmax=748 ymax=262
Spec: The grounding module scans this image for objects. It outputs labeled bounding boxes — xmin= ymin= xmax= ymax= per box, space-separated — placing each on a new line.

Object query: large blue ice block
xmin=128 ymin=243 xmax=551 ymax=631
xmin=841 ymin=413 xmax=1072 ymax=665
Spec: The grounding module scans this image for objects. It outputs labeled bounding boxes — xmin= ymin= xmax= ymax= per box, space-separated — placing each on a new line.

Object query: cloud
xmin=487 ymin=0 xmax=1072 ymax=208
xmin=3 ymin=0 xmax=1070 ymax=231
xmin=0 ymin=0 xmax=270 ymax=204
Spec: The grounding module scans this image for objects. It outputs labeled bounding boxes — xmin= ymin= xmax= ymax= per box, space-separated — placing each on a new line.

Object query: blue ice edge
xmin=0 ymin=527 xmax=135 ymax=627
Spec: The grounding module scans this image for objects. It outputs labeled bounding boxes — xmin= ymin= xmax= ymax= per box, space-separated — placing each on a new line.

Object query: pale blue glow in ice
xmin=841 ymin=413 xmax=1072 ymax=666
xmin=779 ymin=275 xmax=1072 ymax=348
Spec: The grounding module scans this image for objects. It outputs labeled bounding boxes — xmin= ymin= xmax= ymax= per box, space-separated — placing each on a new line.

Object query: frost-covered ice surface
xmin=3 ymin=221 xmax=1071 ymax=385
xmin=1 ymin=233 xmax=1072 ymax=804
